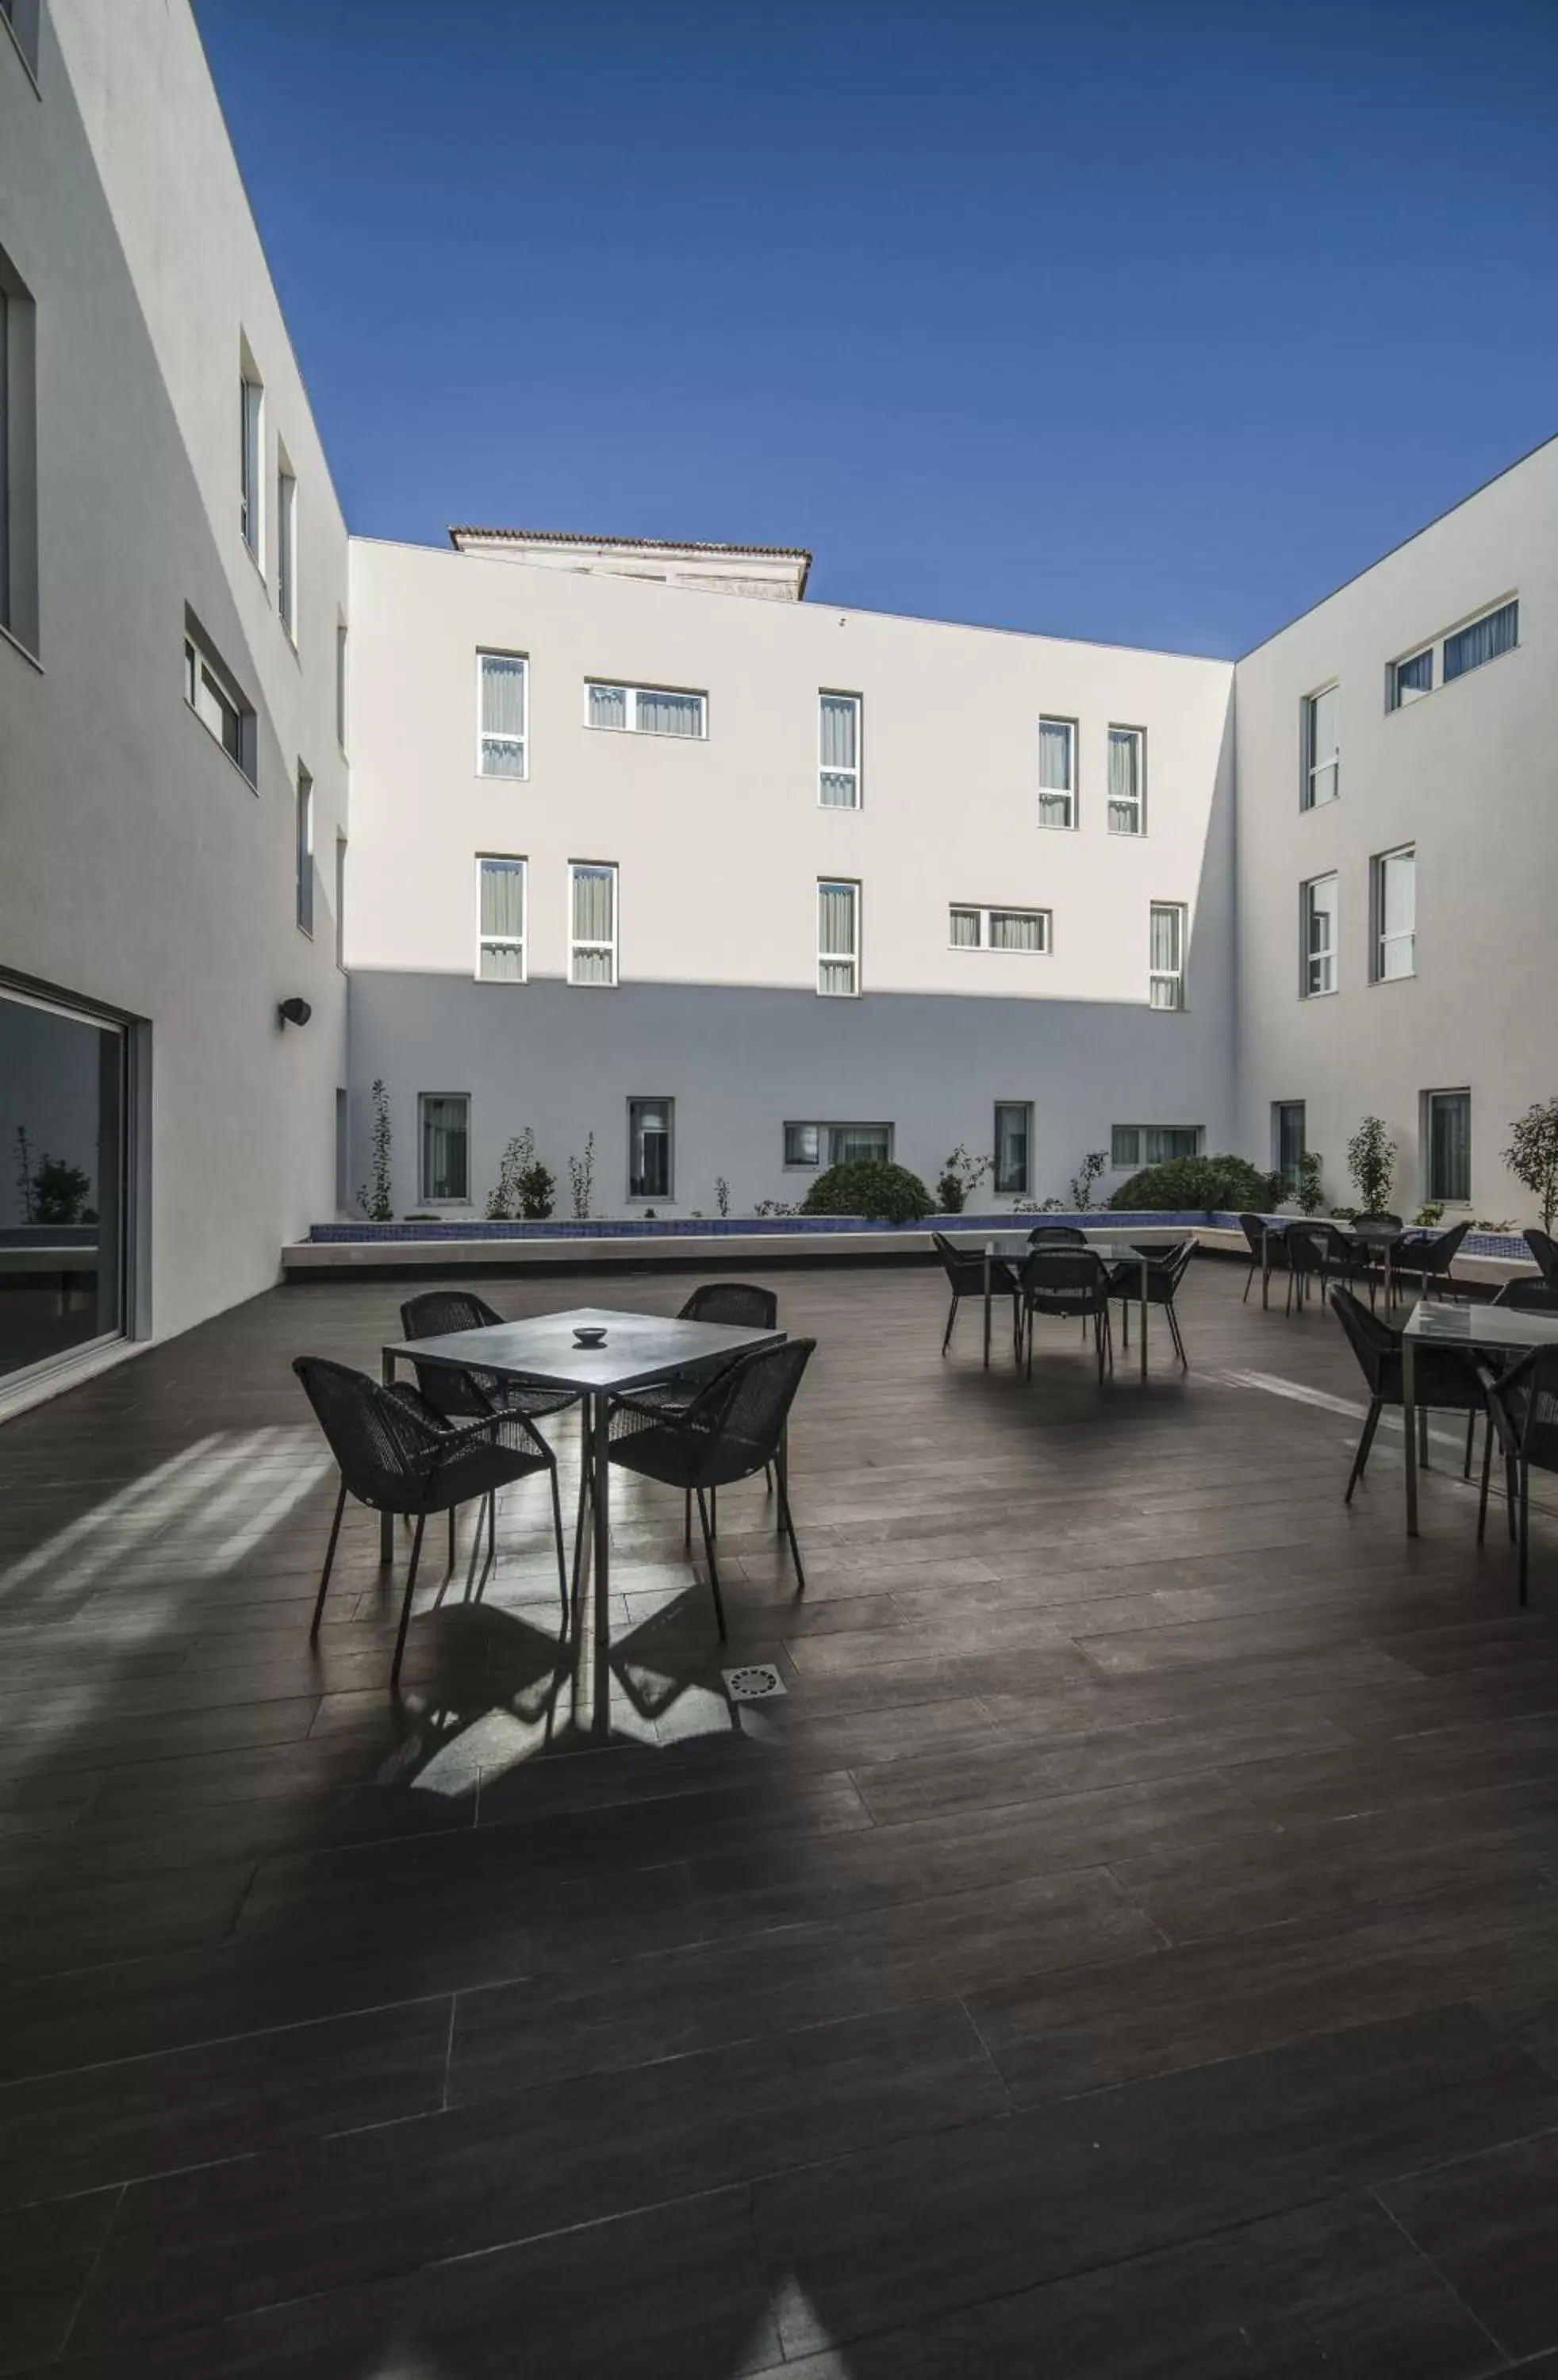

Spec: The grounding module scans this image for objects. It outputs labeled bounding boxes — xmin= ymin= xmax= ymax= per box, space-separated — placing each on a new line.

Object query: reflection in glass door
xmin=0 ymin=983 xmax=129 ymax=1385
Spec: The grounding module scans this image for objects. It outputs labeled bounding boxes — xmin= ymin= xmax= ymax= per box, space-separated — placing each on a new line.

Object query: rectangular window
xmin=276 ymin=452 xmax=297 ymax=639
xmin=949 ymin=904 xmax=1050 ymax=954
xmin=239 ymin=356 xmax=263 ymax=561
xmin=1425 ymin=1089 xmax=1471 ymax=1204
xmin=0 ymin=251 xmax=39 ymax=651
xmin=1273 ymin=1101 xmax=1306 ymax=1192
xmin=818 ymin=879 xmax=859 ymax=996
xmin=1372 ymin=845 xmax=1416 ymax=981
xmin=336 ymin=620 xmax=349 ymax=750
xmin=1107 ymin=725 xmax=1145 ymax=835
xmin=1149 ymin=902 xmax=1185 ymax=1009
xmin=1303 ymin=685 xmax=1339 ymax=809
xmin=585 ymin=681 xmax=706 ymax=738
xmin=0 ymin=283 xmax=10 ymax=630
xmin=1388 ymin=647 xmax=1433 ymax=709
xmin=294 ymin=766 xmax=313 ymax=935
xmin=784 ymin=1121 xmax=891 ymax=1167
xmin=994 ymin=1101 xmax=1032 ymax=1196
xmin=1038 ymin=716 xmax=1076 ymax=830
xmin=1111 ymin=1125 xmax=1203 ymax=1169
xmin=570 ymin=862 xmax=617 ymax=986
xmin=477 ymin=855 xmax=526 ymax=981
xmin=183 ymin=621 xmax=255 ymax=784
xmin=819 ymin=692 xmax=862 ymax=808
xmin=418 ymin=1094 xmax=470 ymax=1204
xmin=335 ymin=835 xmax=347 ymax=970
xmin=1301 ymin=874 xmax=1337 ymax=996
xmin=1443 ymin=600 xmax=1517 ymax=684
xmin=478 ymin=651 xmax=527 ymax=777
xmin=628 ymin=1098 xmax=673 ymax=1200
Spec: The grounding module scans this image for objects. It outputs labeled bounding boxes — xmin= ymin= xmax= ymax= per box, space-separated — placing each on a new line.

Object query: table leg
xmin=777 ymin=1422 xmax=789 ymax=1534
xmin=1262 ymin=1233 xmax=1272 ymax=1311
xmin=379 ymin=1349 xmax=397 ymax=1564
xmin=982 ymin=1249 xmax=992 ymax=1370
xmin=1403 ymin=1332 xmax=1420 ymax=1537
xmin=589 ymin=1391 xmax=612 ymax=1733
xmin=1139 ymin=1256 xmax=1149 ymax=1382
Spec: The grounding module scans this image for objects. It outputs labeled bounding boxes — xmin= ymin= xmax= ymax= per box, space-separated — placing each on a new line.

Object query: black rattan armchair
xmin=1108 ymin=1241 xmax=1194 ymax=1367
xmin=609 ymin=1338 xmax=816 ymax=1636
xmin=399 ymin=1292 xmax=580 ymax=1425
xmin=1027 ymin=1224 xmax=1088 ymax=1246
xmin=1019 ymin=1248 xmax=1113 ymax=1383
xmin=1392 ymin=1220 xmax=1471 ymax=1304
xmin=1494 ymin=1280 xmax=1558 ymax=1314
xmin=1328 ymin=1289 xmax=1486 ymax=1504
xmin=1238 ymin=1212 xmax=1283 ymax=1303
xmin=1523 ymin=1229 xmax=1558 ymax=1291
xmin=1282 ymin=1223 xmax=1332 ymax=1314
xmin=932 ymin=1231 xmax=1015 ymax=1357
xmin=294 ymin=1357 xmax=569 ymax=1684
xmin=612 ymin=1284 xmax=781 ymax=1534
xmin=1480 ymin=1345 xmax=1558 ymax=1603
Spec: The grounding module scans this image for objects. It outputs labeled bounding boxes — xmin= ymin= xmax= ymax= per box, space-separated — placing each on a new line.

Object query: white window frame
xmin=819 ymin=690 xmax=862 ymax=808
xmin=294 ymin=765 xmax=313 ymax=936
xmin=476 ymin=650 xmax=528 ymax=779
xmin=583 ymin=681 xmax=708 ymax=738
xmin=1149 ymin=902 xmax=1185 ymax=1010
xmin=1111 ymin=1124 xmax=1204 ymax=1169
xmin=817 ymin=878 xmax=860 ymax=997
xmin=568 ymin=860 xmax=618 ymax=988
xmin=1301 ymin=873 xmax=1338 ymax=998
xmin=1302 ymin=685 xmax=1339 ymax=810
xmin=784 ymin=1121 xmax=893 ymax=1169
xmin=183 ymin=624 xmax=255 ymax=786
xmin=948 ymin=904 xmax=1051 ymax=954
xmin=276 ymin=449 xmax=297 ymax=641
xmin=993 ymin=1100 xmax=1033 ymax=1196
xmin=1387 ymin=647 xmax=1433 ymax=710
xmin=239 ymin=355 xmax=263 ymax=565
xmin=475 ymin=854 xmax=528 ymax=984
xmin=1107 ymin=724 xmax=1145 ymax=835
xmin=417 ymin=1092 xmax=471 ymax=1207
xmin=1386 ymin=599 xmax=1518 ymax=713
xmin=1372 ymin=844 xmax=1416 ymax=984
xmin=627 ymin=1096 xmax=674 ymax=1202
xmin=1038 ymin=716 xmax=1076 ymax=831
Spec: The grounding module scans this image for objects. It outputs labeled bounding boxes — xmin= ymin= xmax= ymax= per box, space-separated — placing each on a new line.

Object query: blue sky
xmin=194 ymin=0 xmax=1557 ymax=657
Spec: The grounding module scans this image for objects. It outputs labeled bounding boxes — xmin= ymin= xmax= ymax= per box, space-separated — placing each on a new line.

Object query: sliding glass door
xmin=0 ymin=983 xmax=129 ymax=1386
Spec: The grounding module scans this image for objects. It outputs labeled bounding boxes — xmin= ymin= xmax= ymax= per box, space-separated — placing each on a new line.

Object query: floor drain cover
xmin=723 ymin=1663 xmax=786 ymax=1702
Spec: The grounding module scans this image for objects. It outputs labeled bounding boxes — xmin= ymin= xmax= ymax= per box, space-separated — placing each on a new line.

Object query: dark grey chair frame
xmin=933 ymin=1231 xmax=1019 ymax=1358
xmin=1328 ymin=1289 xmax=1486 ymax=1504
xmin=1109 ymin=1241 xmax=1193 ymax=1368
xmin=608 ymin=1283 xmax=781 ymax=1542
xmin=1238 ymin=1212 xmax=1281 ymax=1303
xmin=1018 ymin=1248 xmax=1114 ymax=1384
xmin=1480 ymin=1343 xmax=1558 ymax=1603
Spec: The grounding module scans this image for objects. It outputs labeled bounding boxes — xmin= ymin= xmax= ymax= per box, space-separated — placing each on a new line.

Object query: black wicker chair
xmin=1495 ymin=1280 xmax=1558 ymax=1315
xmin=1283 ymin=1223 xmax=1332 ymax=1314
xmin=611 ymin=1284 xmax=781 ymax=1536
xmin=1322 ymin=1223 xmax=1380 ymax=1311
xmin=1523 ymin=1229 xmax=1558 ymax=1291
xmin=932 ymin=1231 xmax=1016 ymax=1357
xmin=1108 ymin=1241 xmax=1194 ymax=1367
xmin=609 ymin=1338 xmax=815 ymax=1636
xmin=399 ymin=1291 xmax=579 ymax=1426
xmin=1328 ymin=1288 xmax=1486 ymax=1504
xmin=294 ymin=1357 xmax=569 ymax=1684
xmin=1238 ymin=1211 xmax=1282 ymax=1303
xmin=1018 ymin=1247 xmax=1113 ymax=1383
xmin=1027 ymin=1224 xmax=1088 ymax=1246
xmin=1392 ymin=1220 xmax=1472 ymax=1304
xmin=1480 ymin=1345 xmax=1558 ymax=1602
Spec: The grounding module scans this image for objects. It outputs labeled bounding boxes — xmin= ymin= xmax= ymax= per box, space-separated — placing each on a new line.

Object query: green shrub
xmin=1110 ymin=1154 xmax=1283 ymax=1213
xmin=801 ymin=1158 xmax=936 ymax=1225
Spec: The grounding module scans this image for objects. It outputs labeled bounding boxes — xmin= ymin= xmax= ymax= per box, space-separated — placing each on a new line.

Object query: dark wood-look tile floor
xmin=2 ymin=1257 xmax=1558 ymax=2374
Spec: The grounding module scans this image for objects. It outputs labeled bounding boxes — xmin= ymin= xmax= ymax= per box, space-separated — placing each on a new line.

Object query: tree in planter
xmin=357 ymin=1080 xmax=393 ymax=1222
xmin=935 ymin=1145 xmax=991 ymax=1215
xmin=568 ymin=1134 xmax=596 ymax=1222
xmin=715 ymin=1177 xmax=731 ymax=1219
xmin=1068 ymin=1150 xmax=1108 ymax=1211
xmin=1295 ymin=1150 xmax=1326 ymax=1216
xmin=517 ymin=1156 xmax=555 ymax=1220
xmin=1503 ymin=1099 xmax=1558 ymax=1235
xmin=1345 ymin=1115 xmax=1397 ymax=1218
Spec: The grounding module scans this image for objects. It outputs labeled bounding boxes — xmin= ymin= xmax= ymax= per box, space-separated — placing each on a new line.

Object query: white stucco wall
xmin=0 ymin=0 xmax=348 ymax=1345
xmin=1234 ymin=436 xmax=1558 ymax=1223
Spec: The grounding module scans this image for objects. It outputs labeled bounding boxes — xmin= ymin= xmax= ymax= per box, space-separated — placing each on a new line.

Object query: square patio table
xmin=1402 ymin=1298 xmax=1558 ymax=1536
xmin=973 ymin=1227 xmax=1198 ymax=1381
xmin=382 ymin=1308 xmax=786 ymax=1714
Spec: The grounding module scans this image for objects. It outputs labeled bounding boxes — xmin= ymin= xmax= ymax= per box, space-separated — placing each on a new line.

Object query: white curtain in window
xmin=587 ymin=684 xmax=627 ymax=729
xmin=480 ymin=655 xmax=525 ymax=774
xmin=820 ymin=695 xmax=858 ymax=769
xmin=573 ymin=865 xmax=615 ymax=944
xmin=829 ymin=1126 xmax=888 ymax=1163
xmin=1444 ymin=602 xmax=1517 ymax=681
xmin=949 ymin=908 xmax=980 ymax=947
xmin=818 ymin=883 xmax=856 ymax=957
xmin=635 ymin=689 xmax=703 ymax=736
xmin=1145 ymin=1127 xmax=1199 ymax=1163
xmin=1111 ymin=1127 xmax=1140 ymax=1169
xmin=990 ymin=911 xmax=1042 ymax=952
xmin=1038 ymin=719 xmax=1073 ymax=789
xmin=1107 ymin=728 xmax=1142 ymax=829
xmin=481 ymin=859 xmax=524 ymax=939
xmin=1150 ymin=905 xmax=1181 ymax=973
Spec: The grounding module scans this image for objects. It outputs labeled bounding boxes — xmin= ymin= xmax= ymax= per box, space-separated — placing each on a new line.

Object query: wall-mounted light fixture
xmin=277 ymin=997 xmax=313 ymax=1028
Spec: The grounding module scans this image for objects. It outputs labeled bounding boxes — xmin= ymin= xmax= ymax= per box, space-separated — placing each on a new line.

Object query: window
xmin=818 ymin=879 xmax=859 ymax=996
xmin=1372 ymin=846 xmax=1416 ymax=981
xmin=994 ymin=1102 xmax=1032 ymax=1196
xmin=1425 ymin=1090 xmax=1471 ymax=1204
xmin=0 ymin=283 xmax=10 ymax=629
xmin=570 ymin=862 xmax=617 ymax=985
xmin=239 ymin=351 xmax=263 ymax=562
xmin=585 ymin=681 xmax=706 ymax=737
xmin=1273 ymin=1102 xmax=1306 ymax=1193
xmin=1038 ymin=717 xmax=1076 ymax=829
xmin=1444 ymin=599 xmax=1518 ymax=684
xmin=949 ymin=904 xmax=1050 ymax=953
xmin=335 ymin=835 xmax=347 ymax=969
xmin=294 ymin=766 xmax=313 ymax=935
xmin=418 ymin=1095 xmax=470 ymax=1204
xmin=1303 ymin=685 xmax=1339 ymax=808
xmin=276 ymin=451 xmax=297 ymax=639
xmin=1111 ymin=1125 xmax=1203 ymax=1169
xmin=1149 ymin=903 xmax=1185 ymax=1009
xmin=183 ymin=621 xmax=255 ymax=783
xmin=819 ymin=692 xmax=862 ymax=808
xmin=1300 ymin=874 xmax=1337 ymax=996
xmin=478 ymin=651 xmax=527 ymax=778
xmin=0 ymin=252 xmax=39 ymax=651
xmin=1388 ymin=647 xmax=1433 ymax=709
xmin=1107 ymin=726 xmax=1145 ymax=835
xmin=477 ymin=856 xmax=526 ymax=981
xmin=785 ymin=1122 xmax=892 ymax=1168
xmin=336 ymin=620 xmax=349 ymax=751
xmin=628 ymin=1099 xmax=673 ymax=1200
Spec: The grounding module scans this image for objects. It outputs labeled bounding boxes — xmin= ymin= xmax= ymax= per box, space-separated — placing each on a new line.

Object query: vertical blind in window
xmin=420 ymin=1096 xmax=470 ymax=1203
xmin=570 ymin=864 xmax=616 ymax=985
xmin=1107 ymin=727 xmax=1143 ymax=834
xmin=819 ymin=693 xmax=861 ymax=807
xmin=479 ymin=654 xmax=526 ymax=777
xmin=1443 ymin=601 xmax=1517 ymax=683
xmin=1038 ymin=718 xmax=1074 ymax=828
xmin=818 ymin=881 xmax=858 ymax=996
xmin=949 ymin=907 xmax=980 ymax=947
xmin=635 ymin=688 xmax=703 ymax=736
xmin=1149 ymin=904 xmax=1184 ymax=1008
xmin=829 ymin=1123 xmax=889 ymax=1163
xmin=478 ymin=858 xmax=525 ymax=980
